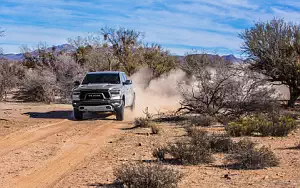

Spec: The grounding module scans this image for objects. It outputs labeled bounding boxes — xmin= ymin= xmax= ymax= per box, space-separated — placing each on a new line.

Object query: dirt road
xmin=1 ymin=102 xmax=300 ymax=188
xmin=0 ymin=103 xmax=128 ymax=188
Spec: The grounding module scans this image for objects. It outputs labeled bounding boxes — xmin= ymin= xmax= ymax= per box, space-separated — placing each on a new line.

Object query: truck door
xmin=122 ymin=73 xmax=131 ymax=106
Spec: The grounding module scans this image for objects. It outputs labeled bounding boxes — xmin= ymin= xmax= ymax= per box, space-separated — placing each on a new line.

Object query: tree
xmin=73 ymin=45 xmax=93 ymax=66
xmin=240 ymin=18 xmax=300 ymax=107
xmin=85 ymin=47 xmax=118 ymax=71
xmin=143 ymin=44 xmax=178 ymax=82
xmin=101 ymin=27 xmax=144 ymax=76
xmin=21 ymin=43 xmax=58 ymax=69
xmin=0 ymin=60 xmax=20 ymax=101
xmin=18 ymin=43 xmax=86 ymax=103
xmin=178 ymin=54 xmax=278 ymax=122
xmin=68 ymin=35 xmax=118 ymax=70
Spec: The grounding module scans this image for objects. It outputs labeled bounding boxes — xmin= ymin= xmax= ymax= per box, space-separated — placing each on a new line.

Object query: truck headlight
xmin=72 ymin=92 xmax=80 ymax=100
xmin=110 ymin=90 xmax=120 ymax=96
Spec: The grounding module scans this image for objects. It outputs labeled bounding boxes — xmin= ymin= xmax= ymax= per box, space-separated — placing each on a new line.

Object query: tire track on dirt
xmin=11 ymin=120 xmax=121 ymax=188
xmin=0 ymin=119 xmax=72 ymax=156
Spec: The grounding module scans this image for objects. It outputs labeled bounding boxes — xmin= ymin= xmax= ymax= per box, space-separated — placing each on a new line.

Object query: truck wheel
xmin=73 ymin=108 xmax=83 ymax=120
xmin=130 ymin=93 xmax=135 ymax=111
xmin=116 ymin=101 xmax=124 ymax=121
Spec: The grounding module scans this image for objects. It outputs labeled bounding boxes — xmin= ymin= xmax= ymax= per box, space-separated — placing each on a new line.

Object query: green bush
xmin=226 ymin=115 xmax=297 ymax=137
xmin=225 ymin=117 xmax=259 ymax=137
xmin=262 ymin=116 xmax=297 ymax=136
xmin=114 ymin=163 xmax=183 ymax=188
xmin=226 ymin=139 xmax=279 ymax=169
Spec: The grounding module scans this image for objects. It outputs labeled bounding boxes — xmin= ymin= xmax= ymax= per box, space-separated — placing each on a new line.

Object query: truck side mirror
xmin=123 ymin=80 xmax=132 ymax=85
xmin=74 ymin=81 xmax=80 ymax=87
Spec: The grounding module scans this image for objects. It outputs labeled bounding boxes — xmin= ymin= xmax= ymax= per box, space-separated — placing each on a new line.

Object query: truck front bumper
xmin=72 ymin=99 xmax=122 ymax=112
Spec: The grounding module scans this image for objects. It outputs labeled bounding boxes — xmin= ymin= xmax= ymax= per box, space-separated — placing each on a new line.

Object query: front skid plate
xmin=78 ymin=105 xmax=114 ymax=112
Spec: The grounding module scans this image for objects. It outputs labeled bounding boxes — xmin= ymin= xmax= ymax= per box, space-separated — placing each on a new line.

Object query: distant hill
xmin=0 ymin=44 xmax=75 ymax=61
xmin=0 ymin=44 xmax=243 ymax=63
xmin=176 ymin=54 xmax=243 ymax=63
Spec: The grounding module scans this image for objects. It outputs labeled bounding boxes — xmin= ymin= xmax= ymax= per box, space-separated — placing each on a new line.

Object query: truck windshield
xmin=82 ymin=73 xmax=120 ymax=84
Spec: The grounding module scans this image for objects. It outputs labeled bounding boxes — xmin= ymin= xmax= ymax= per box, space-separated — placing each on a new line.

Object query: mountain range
xmin=0 ymin=44 xmax=243 ymax=63
xmin=0 ymin=44 xmax=75 ymax=61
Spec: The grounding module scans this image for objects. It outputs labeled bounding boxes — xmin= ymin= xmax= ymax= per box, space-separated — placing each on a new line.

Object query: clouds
xmin=0 ymin=0 xmax=299 ymax=55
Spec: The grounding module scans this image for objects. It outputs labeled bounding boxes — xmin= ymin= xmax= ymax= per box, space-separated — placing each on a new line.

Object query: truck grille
xmin=80 ymin=90 xmax=110 ymax=100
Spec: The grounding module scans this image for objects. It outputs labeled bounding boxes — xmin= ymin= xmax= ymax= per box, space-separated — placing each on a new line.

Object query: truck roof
xmin=87 ymin=71 xmax=124 ymax=75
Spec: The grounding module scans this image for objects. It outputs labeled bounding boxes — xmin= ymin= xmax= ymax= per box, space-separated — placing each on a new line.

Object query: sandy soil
xmin=1 ymin=102 xmax=300 ymax=188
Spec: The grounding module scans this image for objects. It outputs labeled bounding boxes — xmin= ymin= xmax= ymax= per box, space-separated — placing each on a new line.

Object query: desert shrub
xmin=161 ymin=128 xmax=233 ymax=165
xmin=17 ymin=53 xmax=85 ymax=103
xmin=209 ymin=133 xmax=233 ymax=153
xmin=185 ymin=126 xmax=207 ymax=137
xmin=114 ymin=163 xmax=183 ymax=188
xmin=226 ymin=139 xmax=279 ymax=169
xmin=54 ymin=55 xmax=86 ymax=102
xmin=153 ymin=147 xmax=165 ymax=161
xmin=166 ymin=128 xmax=213 ymax=164
xmin=226 ymin=117 xmax=259 ymax=137
xmin=16 ymin=68 xmax=57 ymax=103
xmin=151 ymin=124 xmax=161 ymax=134
xmin=166 ymin=140 xmax=214 ymax=165
xmin=0 ymin=60 xmax=21 ymax=101
xmin=226 ymin=115 xmax=297 ymax=137
xmin=187 ymin=128 xmax=211 ymax=148
xmin=179 ymin=54 xmax=279 ymax=121
xmin=189 ymin=115 xmax=214 ymax=127
xmin=281 ymin=111 xmax=299 ymax=120
xmin=187 ymin=127 xmax=233 ymax=153
xmin=258 ymin=116 xmax=297 ymax=136
xmin=134 ymin=117 xmax=152 ymax=128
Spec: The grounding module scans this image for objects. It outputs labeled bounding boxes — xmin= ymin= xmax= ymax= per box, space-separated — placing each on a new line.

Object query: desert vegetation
xmin=240 ymin=19 xmax=300 ymax=107
xmin=0 ymin=27 xmax=178 ymax=103
xmin=122 ymin=18 xmax=299 ymax=187
xmin=226 ymin=114 xmax=297 ymax=137
xmin=114 ymin=162 xmax=183 ymax=188
xmin=0 ymin=18 xmax=300 ymax=187
xmin=225 ymin=139 xmax=279 ymax=169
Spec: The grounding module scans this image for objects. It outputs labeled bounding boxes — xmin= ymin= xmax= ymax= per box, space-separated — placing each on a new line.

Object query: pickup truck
xmin=71 ymin=71 xmax=135 ymax=121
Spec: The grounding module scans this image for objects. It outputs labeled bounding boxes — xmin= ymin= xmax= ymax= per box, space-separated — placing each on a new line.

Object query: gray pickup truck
xmin=71 ymin=71 xmax=135 ymax=121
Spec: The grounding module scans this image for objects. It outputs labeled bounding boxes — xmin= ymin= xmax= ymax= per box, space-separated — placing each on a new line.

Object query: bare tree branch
xmin=178 ymin=53 xmax=279 ymax=122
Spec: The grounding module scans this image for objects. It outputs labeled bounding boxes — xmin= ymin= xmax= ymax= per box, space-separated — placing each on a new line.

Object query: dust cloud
xmin=129 ymin=68 xmax=186 ymax=117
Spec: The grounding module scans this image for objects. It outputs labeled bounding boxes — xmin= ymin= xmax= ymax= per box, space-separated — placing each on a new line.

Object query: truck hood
xmin=74 ymin=84 xmax=122 ymax=91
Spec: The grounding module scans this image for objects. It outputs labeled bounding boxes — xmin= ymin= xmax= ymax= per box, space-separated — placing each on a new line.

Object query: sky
xmin=0 ymin=0 xmax=300 ymax=56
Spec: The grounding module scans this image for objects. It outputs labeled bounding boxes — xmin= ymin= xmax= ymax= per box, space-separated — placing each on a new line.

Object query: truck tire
xmin=115 ymin=101 xmax=124 ymax=121
xmin=73 ymin=108 xmax=83 ymax=120
xmin=130 ymin=93 xmax=135 ymax=111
